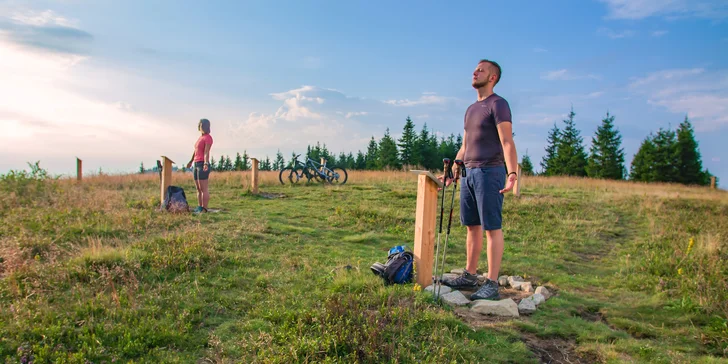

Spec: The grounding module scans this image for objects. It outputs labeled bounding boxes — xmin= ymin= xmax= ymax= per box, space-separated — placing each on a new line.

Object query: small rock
xmin=498 ymin=275 xmax=509 ymax=286
xmin=470 ymin=299 xmax=519 ymax=317
xmin=510 ymin=281 xmax=525 ymax=290
xmin=520 ymin=282 xmax=534 ymax=292
xmin=534 ymin=286 xmax=552 ymax=300
xmin=433 ymin=273 xmax=459 ymax=283
xmin=527 ymin=293 xmax=545 ymax=306
xmin=508 ymin=276 xmax=524 ymax=287
xmin=450 ymin=268 xmax=465 ymax=275
xmin=441 ymin=291 xmax=471 ymax=307
xmin=477 ymin=275 xmax=487 ymax=283
xmin=425 ymin=284 xmax=452 ymax=297
xmin=518 ymin=298 xmax=537 ymax=315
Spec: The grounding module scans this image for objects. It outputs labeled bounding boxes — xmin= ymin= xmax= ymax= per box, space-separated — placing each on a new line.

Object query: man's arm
xmin=496 ymin=121 xmax=518 ymax=193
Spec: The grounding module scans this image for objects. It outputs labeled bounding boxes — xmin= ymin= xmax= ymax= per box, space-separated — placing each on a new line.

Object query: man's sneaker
xmin=441 ymin=270 xmax=479 ymax=290
xmin=470 ymin=278 xmax=500 ymax=300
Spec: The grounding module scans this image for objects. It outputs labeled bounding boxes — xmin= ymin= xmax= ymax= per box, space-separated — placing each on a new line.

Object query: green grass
xmin=1 ymin=170 xmax=727 ymax=363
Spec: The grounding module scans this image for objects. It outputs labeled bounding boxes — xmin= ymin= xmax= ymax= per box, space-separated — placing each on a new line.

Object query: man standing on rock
xmin=440 ymin=59 xmax=518 ymax=301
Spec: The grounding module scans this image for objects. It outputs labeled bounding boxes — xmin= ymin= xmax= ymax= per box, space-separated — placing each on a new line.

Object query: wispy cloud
xmin=629 ymin=68 xmax=728 ymax=131
xmin=541 ymin=69 xmax=601 ymax=81
xmin=533 ymin=47 xmax=548 ymax=53
xmin=0 ymin=9 xmax=93 ymax=55
xmin=384 ymin=93 xmax=459 ymax=107
xmin=597 ymin=27 xmax=636 ymax=39
xmin=599 ymin=0 xmax=728 ymax=20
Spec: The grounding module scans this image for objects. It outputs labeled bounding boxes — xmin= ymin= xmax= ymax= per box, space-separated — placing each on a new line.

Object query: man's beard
xmin=472 ymin=79 xmax=488 ymax=89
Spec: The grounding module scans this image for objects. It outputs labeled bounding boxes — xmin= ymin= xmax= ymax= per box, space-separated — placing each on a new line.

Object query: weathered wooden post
xmin=711 ymin=176 xmax=716 ymax=190
xmin=320 ymin=158 xmax=326 ymax=172
xmin=514 ymin=163 xmax=522 ymax=196
xmin=251 ymin=158 xmax=259 ymax=194
xmin=410 ymin=170 xmax=443 ymax=288
xmin=76 ymin=158 xmax=82 ymax=182
xmin=160 ymin=156 xmax=174 ymax=208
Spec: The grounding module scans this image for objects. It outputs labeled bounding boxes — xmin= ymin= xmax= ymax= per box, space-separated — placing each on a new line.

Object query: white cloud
xmin=629 ymin=68 xmax=728 ymax=131
xmin=345 ymin=111 xmax=368 ymax=119
xmin=533 ymin=47 xmax=548 ymax=53
xmin=597 ymin=27 xmax=636 ymax=39
xmin=10 ymin=9 xmax=77 ymax=28
xmin=541 ymin=69 xmax=601 ymax=81
xmin=585 ymin=91 xmax=605 ymax=98
xmin=384 ymin=93 xmax=459 ymax=107
xmin=599 ymin=0 xmax=728 ymax=20
xmin=518 ymin=112 xmax=569 ymax=126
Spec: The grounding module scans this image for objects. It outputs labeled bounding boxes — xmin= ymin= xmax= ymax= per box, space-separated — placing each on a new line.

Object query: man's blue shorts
xmin=459 ymin=166 xmax=506 ymax=230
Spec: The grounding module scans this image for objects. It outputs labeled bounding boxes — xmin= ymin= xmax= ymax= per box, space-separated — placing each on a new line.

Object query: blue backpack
xmin=370 ymin=245 xmax=414 ymax=285
xmin=163 ymin=185 xmax=190 ymax=213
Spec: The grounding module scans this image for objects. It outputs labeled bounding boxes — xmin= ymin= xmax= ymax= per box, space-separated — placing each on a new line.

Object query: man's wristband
xmin=508 ymin=172 xmax=517 ymax=178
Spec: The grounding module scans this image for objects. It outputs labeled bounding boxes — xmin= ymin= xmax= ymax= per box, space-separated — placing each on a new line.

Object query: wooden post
xmin=711 ymin=176 xmax=716 ymax=190
xmin=76 ymin=158 xmax=82 ymax=182
xmin=251 ymin=158 xmax=259 ymax=194
xmin=410 ymin=170 xmax=442 ymax=288
xmin=160 ymin=156 xmax=174 ymax=208
xmin=320 ymin=158 xmax=326 ymax=172
xmin=514 ymin=164 xmax=522 ymax=196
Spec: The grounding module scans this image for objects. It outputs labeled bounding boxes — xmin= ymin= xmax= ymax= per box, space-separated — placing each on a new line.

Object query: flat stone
xmin=510 ymin=281 xmax=525 ymax=290
xmin=520 ymin=282 xmax=534 ymax=292
xmin=425 ymin=284 xmax=453 ymax=297
xmin=508 ymin=276 xmax=525 ymax=287
xmin=441 ymin=291 xmax=471 ymax=307
xmin=527 ymin=293 xmax=545 ymax=306
xmin=535 ymin=286 xmax=552 ymax=300
xmin=518 ymin=298 xmax=537 ymax=315
xmin=450 ymin=268 xmax=465 ymax=275
xmin=470 ymin=299 xmax=519 ymax=317
xmin=498 ymin=275 xmax=509 ymax=286
xmin=477 ymin=275 xmax=487 ymax=283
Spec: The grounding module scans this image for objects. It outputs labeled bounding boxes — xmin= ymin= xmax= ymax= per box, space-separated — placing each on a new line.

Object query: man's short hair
xmin=479 ymin=59 xmax=502 ymax=85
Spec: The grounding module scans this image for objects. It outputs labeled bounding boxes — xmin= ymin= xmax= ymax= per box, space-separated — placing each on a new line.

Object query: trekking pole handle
xmin=454 ymin=160 xmax=465 ymax=178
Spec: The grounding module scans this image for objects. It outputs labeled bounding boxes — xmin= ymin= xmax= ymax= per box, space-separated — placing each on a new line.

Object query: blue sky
xmin=1 ymin=0 xmax=727 ymax=184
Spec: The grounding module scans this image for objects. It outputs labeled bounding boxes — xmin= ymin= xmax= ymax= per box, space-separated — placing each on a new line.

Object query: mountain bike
xmin=278 ymin=154 xmax=347 ymax=185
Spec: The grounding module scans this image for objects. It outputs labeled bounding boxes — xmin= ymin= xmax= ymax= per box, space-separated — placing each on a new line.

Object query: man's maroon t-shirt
xmin=463 ymin=93 xmax=512 ymax=168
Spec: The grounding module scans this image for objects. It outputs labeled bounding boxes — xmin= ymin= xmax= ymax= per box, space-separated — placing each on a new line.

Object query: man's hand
xmin=186 ymin=161 xmax=192 ymax=169
xmin=500 ymin=173 xmax=517 ymax=194
xmin=203 ymin=163 xmax=209 ymax=172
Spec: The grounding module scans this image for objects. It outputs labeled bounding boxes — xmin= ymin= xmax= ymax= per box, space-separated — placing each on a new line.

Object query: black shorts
xmin=193 ymin=162 xmax=210 ymax=181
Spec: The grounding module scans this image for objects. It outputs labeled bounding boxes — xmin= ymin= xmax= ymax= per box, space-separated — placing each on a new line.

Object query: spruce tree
xmin=520 ymin=152 xmax=535 ymax=176
xmin=242 ymin=151 xmax=250 ymax=171
xmin=540 ymin=123 xmax=561 ymax=176
xmin=398 ymin=116 xmax=418 ymax=167
xmin=263 ymin=156 xmax=272 ymax=171
xmin=234 ymin=153 xmax=244 ymax=171
xmin=416 ymin=123 xmax=436 ymax=169
xmin=587 ymin=112 xmax=625 ymax=179
xmin=554 ymin=108 xmax=587 ymax=176
xmin=675 ymin=116 xmax=707 ymax=185
xmin=274 ymin=150 xmax=285 ymax=170
xmin=377 ymin=128 xmax=401 ymax=170
xmin=355 ymin=151 xmax=366 ymax=170
xmin=139 ymin=162 xmax=144 ymax=174
xmin=365 ymin=137 xmax=379 ymax=170
xmin=630 ymin=134 xmax=656 ymax=182
xmin=651 ymin=128 xmax=679 ymax=183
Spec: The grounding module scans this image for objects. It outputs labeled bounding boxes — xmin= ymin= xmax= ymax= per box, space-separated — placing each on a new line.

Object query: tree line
xmin=538 ymin=108 xmax=715 ymax=186
xmin=140 ymin=111 xmax=716 ymax=187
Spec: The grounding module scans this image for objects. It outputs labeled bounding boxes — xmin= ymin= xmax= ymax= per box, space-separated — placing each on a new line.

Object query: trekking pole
xmin=432 ymin=158 xmax=452 ymax=301
xmin=435 ymin=159 xmax=465 ymax=302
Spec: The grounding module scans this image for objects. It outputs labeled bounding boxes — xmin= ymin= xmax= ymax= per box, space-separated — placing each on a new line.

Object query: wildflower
xmin=413 ymin=283 xmax=422 ymax=292
xmin=678 ymin=268 xmax=683 ymax=275
xmin=687 ymin=237 xmax=695 ymax=255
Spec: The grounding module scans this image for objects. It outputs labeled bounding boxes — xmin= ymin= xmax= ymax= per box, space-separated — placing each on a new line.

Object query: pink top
xmin=194 ymin=134 xmax=213 ymax=162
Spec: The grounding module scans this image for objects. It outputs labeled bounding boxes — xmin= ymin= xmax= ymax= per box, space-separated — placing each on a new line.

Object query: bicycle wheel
xmin=326 ymin=167 xmax=348 ymax=185
xmin=290 ymin=167 xmax=308 ymax=184
xmin=278 ymin=167 xmax=294 ymax=184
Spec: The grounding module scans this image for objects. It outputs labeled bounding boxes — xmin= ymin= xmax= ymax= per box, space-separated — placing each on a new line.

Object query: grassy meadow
xmin=1 ymin=166 xmax=727 ymax=363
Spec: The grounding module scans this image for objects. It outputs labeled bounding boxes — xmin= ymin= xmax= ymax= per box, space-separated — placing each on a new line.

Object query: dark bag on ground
xmin=163 ymin=185 xmax=189 ymax=213
xmin=370 ymin=245 xmax=414 ymax=285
